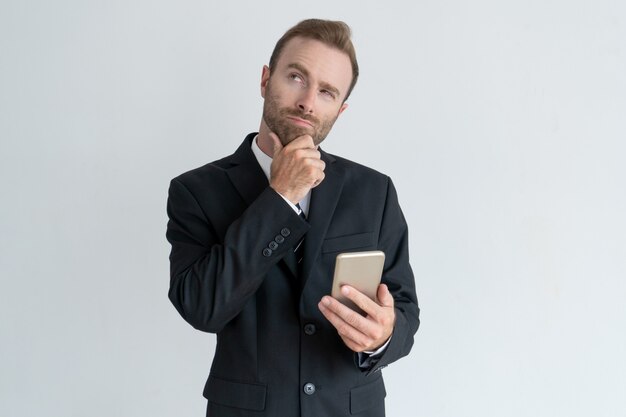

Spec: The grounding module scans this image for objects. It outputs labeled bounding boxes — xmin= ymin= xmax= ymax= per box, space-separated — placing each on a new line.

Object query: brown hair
xmin=268 ymin=19 xmax=359 ymax=101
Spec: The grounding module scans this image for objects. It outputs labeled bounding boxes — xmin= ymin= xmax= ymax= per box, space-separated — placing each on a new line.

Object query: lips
xmin=286 ymin=116 xmax=314 ymax=128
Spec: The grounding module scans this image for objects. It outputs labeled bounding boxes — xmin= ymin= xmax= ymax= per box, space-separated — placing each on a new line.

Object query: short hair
xmin=268 ymin=19 xmax=359 ymax=101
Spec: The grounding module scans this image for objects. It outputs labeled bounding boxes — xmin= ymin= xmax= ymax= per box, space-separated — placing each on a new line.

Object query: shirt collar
xmin=251 ymin=134 xmax=272 ymax=181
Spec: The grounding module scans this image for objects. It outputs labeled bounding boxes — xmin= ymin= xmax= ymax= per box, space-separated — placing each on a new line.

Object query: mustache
xmin=281 ymin=109 xmax=319 ymax=125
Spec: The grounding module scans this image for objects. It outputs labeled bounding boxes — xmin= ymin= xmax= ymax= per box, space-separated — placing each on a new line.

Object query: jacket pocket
xmin=350 ymin=377 xmax=387 ymax=415
xmin=204 ymin=375 xmax=267 ymax=411
xmin=322 ymin=232 xmax=374 ymax=254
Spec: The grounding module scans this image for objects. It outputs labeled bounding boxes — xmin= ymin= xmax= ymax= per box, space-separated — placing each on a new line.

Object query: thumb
xmin=377 ymin=284 xmax=394 ymax=308
xmin=268 ymin=132 xmax=283 ymax=157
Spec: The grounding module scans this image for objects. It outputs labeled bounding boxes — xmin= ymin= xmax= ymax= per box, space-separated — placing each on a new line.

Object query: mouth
xmin=286 ymin=116 xmax=314 ymax=128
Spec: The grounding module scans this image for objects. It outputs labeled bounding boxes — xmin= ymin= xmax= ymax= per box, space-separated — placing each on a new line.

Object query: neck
xmin=256 ymin=121 xmax=274 ymax=157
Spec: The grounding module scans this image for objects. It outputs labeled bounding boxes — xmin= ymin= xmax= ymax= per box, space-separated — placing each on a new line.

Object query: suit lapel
xmin=226 ymin=134 xmax=269 ymax=206
xmin=300 ymin=150 xmax=345 ymax=288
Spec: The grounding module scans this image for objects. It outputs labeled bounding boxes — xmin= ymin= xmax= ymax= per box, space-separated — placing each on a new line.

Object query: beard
xmin=262 ymin=82 xmax=339 ymax=146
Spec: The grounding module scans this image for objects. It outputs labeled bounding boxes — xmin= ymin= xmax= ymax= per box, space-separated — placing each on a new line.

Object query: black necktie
xmin=294 ymin=204 xmax=306 ymax=264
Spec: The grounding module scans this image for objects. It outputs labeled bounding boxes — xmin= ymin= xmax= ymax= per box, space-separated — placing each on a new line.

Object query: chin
xmin=282 ymin=127 xmax=312 ymax=144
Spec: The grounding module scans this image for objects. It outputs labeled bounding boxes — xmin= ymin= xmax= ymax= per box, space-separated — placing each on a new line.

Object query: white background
xmin=1 ymin=1 xmax=625 ymax=416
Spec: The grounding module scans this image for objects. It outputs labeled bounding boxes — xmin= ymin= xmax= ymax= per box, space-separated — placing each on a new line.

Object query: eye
xmin=289 ymin=73 xmax=304 ymax=84
xmin=320 ymin=89 xmax=336 ymax=100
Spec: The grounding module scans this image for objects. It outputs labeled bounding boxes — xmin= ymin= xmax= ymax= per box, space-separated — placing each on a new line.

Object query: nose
xmin=296 ymin=87 xmax=316 ymax=114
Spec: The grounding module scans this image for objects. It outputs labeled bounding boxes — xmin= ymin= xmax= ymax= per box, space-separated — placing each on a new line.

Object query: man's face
xmin=261 ymin=37 xmax=352 ymax=146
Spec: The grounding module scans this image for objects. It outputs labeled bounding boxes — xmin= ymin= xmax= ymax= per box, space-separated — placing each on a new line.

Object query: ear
xmin=260 ymin=65 xmax=270 ymax=98
xmin=337 ymin=102 xmax=349 ymax=116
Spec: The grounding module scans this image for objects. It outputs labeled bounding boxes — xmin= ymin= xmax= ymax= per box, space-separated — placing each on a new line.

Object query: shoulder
xmin=324 ymin=150 xmax=391 ymax=187
xmin=170 ymin=155 xmax=234 ymax=190
xmin=171 ymin=133 xmax=256 ymax=189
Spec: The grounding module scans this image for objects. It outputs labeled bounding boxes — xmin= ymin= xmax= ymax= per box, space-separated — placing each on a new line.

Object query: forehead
xmin=275 ymin=37 xmax=353 ymax=96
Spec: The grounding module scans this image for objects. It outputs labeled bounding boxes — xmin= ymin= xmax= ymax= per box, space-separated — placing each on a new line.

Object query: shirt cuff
xmin=363 ymin=335 xmax=392 ymax=356
xmin=276 ymin=192 xmax=301 ymax=215
xmin=357 ymin=335 xmax=392 ymax=370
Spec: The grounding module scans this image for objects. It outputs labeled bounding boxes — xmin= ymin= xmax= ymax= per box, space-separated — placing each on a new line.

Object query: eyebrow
xmin=287 ymin=63 xmax=342 ymax=98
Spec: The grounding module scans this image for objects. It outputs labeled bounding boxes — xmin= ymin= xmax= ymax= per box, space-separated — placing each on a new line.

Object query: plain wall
xmin=1 ymin=1 xmax=625 ymax=416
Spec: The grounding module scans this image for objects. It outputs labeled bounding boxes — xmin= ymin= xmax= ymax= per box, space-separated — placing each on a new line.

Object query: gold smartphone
xmin=331 ymin=250 xmax=385 ymax=314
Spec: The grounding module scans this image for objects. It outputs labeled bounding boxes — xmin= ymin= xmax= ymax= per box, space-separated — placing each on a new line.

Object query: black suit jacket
xmin=166 ymin=134 xmax=419 ymax=417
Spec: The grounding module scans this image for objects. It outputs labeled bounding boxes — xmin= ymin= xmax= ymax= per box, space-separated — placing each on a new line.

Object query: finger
xmin=312 ymin=173 xmax=325 ymax=188
xmin=320 ymin=294 xmax=372 ymax=334
xmin=308 ymin=168 xmax=325 ymax=189
xmin=377 ymin=284 xmax=395 ymax=308
xmin=337 ymin=331 xmax=365 ymax=353
xmin=322 ymin=296 xmax=370 ymax=333
xmin=289 ymin=134 xmax=315 ymax=149
xmin=318 ymin=298 xmax=372 ymax=350
xmin=268 ymin=132 xmax=283 ymax=156
xmin=301 ymin=157 xmax=325 ymax=173
xmin=292 ymin=147 xmax=322 ymax=163
xmin=340 ymin=285 xmax=381 ymax=318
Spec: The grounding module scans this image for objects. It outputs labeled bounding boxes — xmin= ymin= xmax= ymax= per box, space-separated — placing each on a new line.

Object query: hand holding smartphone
xmin=331 ymin=250 xmax=385 ymax=314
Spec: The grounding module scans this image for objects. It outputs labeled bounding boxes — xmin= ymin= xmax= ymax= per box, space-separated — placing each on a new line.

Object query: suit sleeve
xmin=166 ymin=178 xmax=309 ymax=333
xmin=365 ymin=178 xmax=420 ymax=375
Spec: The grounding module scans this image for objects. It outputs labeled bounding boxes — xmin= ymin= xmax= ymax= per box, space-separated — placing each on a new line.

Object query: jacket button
xmin=268 ymin=241 xmax=279 ymax=250
xmin=304 ymin=323 xmax=316 ymax=335
xmin=303 ymin=383 xmax=316 ymax=395
xmin=280 ymin=228 xmax=291 ymax=237
xmin=274 ymin=234 xmax=285 ymax=244
xmin=262 ymin=248 xmax=272 ymax=257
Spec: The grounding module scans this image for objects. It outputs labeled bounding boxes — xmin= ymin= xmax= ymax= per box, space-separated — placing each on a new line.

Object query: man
xmin=166 ymin=19 xmax=419 ymax=417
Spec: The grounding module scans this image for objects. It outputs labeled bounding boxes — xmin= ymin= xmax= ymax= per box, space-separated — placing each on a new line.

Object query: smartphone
xmin=331 ymin=250 xmax=385 ymax=314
